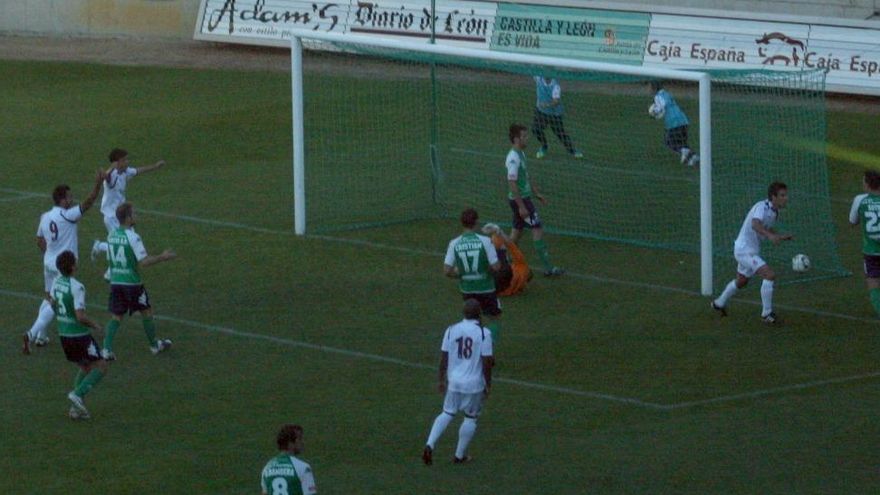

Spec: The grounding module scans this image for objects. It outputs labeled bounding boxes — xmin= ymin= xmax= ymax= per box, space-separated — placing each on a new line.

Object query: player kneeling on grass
xmin=101 ymin=202 xmax=176 ymax=360
xmin=481 ymin=222 xmax=533 ymax=296
xmin=422 ymin=299 xmax=494 ymax=466
xmin=52 ymin=250 xmax=109 ymax=420
xmin=849 ymin=169 xmax=880 ymax=317
xmin=712 ymin=182 xmax=792 ymax=324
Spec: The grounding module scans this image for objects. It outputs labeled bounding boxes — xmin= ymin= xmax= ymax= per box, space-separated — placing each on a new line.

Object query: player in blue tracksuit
xmin=532 ymin=76 xmax=583 ymax=159
xmin=651 ymin=80 xmax=699 ymax=167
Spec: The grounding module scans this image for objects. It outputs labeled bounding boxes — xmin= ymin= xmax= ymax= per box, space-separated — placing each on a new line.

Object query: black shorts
xmin=461 ymin=292 xmax=502 ymax=317
xmin=61 ymin=334 xmax=102 ymax=366
xmin=864 ymin=255 xmax=880 ymax=278
xmin=109 ymin=284 xmax=151 ymax=316
xmin=509 ymin=197 xmax=542 ymax=230
xmin=664 ymin=125 xmax=689 ymax=151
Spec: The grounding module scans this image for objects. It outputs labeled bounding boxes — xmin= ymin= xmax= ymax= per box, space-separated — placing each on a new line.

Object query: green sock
xmin=143 ymin=317 xmax=157 ymax=347
xmin=74 ymin=369 xmax=104 ymax=398
xmin=533 ymin=238 xmax=553 ymax=271
xmin=103 ymin=319 xmax=120 ymax=352
xmin=870 ymin=288 xmax=880 ymax=317
xmin=486 ymin=320 xmax=501 ymax=342
xmin=73 ymin=369 xmax=86 ymax=388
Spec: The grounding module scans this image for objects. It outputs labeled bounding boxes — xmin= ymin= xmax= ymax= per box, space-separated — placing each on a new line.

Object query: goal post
xmin=289 ymin=30 xmax=847 ymax=296
xmin=290 ymin=30 xmax=715 ymax=295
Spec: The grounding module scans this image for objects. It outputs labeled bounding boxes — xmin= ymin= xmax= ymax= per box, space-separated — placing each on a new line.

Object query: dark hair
xmin=865 ymin=170 xmax=880 ymax=190
xmin=768 ymin=182 xmax=787 ymax=199
xmin=460 ymin=208 xmax=478 ymax=228
xmin=51 ymin=185 xmax=70 ymax=206
xmin=509 ymin=123 xmax=527 ymax=143
xmin=56 ymin=250 xmax=77 ymax=276
xmin=463 ymin=298 xmax=482 ymax=320
xmin=116 ymin=202 xmax=133 ymax=224
xmin=276 ymin=424 xmax=303 ymax=450
xmin=108 ymin=148 xmax=128 ymax=163
xmin=650 ymin=80 xmax=663 ymax=92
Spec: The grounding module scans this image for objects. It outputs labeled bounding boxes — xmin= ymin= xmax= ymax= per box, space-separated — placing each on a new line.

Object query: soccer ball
xmin=648 ymin=103 xmax=664 ymax=119
xmin=792 ymin=254 xmax=811 ymax=272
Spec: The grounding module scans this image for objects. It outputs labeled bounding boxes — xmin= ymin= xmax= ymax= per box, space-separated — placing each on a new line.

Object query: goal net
xmin=291 ymin=32 xmax=848 ymax=293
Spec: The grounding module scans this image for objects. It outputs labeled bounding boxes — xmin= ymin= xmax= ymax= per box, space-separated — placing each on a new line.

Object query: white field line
xmin=3 ymin=187 xmax=879 ymax=408
xmin=0 ymin=288 xmax=666 ymax=410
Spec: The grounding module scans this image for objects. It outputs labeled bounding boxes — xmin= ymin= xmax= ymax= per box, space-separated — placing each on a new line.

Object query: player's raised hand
xmin=160 ymin=249 xmax=177 ymax=261
xmin=95 ymin=168 xmax=107 ymax=183
xmin=155 ymin=159 xmax=166 ymax=168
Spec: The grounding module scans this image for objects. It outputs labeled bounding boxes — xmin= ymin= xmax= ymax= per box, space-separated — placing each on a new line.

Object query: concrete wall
xmin=0 ymin=0 xmax=877 ymax=40
xmin=0 ymin=0 xmax=201 ymax=39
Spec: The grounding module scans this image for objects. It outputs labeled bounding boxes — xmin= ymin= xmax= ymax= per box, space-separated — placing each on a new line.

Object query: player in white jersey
xmin=261 ymin=424 xmax=317 ymax=495
xmin=23 ymin=172 xmax=104 ymax=354
xmin=90 ymin=148 xmax=166 ymax=261
xmin=422 ymin=299 xmax=494 ymax=465
xmin=712 ymin=182 xmax=792 ymax=324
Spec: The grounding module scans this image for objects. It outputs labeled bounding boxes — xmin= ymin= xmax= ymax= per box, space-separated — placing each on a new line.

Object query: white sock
xmin=426 ymin=412 xmax=454 ymax=449
xmin=455 ymin=417 xmax=478 ymax=459
xmin=761 ymin=279 xmax=774 ymax=317
xmin=680 ymin=147 xmax=691 ymax=161
xmin=28 ymin=300 xmax=55 ymax=340
xmin=714 ymin=280 xmax=738 ymax=307
xmin=97 ymin=241 xmax=108 ymax=253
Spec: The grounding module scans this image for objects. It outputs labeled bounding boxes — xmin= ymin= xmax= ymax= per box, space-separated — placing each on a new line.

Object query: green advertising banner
xmin=491 ymin=3 xmax=649 ymax=64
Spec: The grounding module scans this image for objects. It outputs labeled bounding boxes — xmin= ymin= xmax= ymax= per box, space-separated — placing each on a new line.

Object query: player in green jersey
xmin=51 ymin=250 xmax=109 ymax=420
xmin=506 ymin=123 xmax=564 ymax=276
xmin=260 ymin=424 xmax=317 ymax=495
xmin=444 ymin=208 xmax=502 ymax=340
xmin=849 ymin=170 xmax=880 ymax=317
xmin=101 ymin=202 xmax=176 ymax=360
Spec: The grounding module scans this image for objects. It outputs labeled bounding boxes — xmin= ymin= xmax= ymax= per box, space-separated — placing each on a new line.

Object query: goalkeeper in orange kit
xmin=482 ymin=223 xmax=533 ymax=296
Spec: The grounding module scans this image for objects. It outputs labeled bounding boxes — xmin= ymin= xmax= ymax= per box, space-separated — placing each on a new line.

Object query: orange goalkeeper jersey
xmin=492 ymin=234 xmax=532 ymax=296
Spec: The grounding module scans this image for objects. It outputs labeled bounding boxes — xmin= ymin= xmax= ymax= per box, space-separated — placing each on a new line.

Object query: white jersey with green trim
xmin=260 ymin=454 xmax=317 ymax=495
xmin=108 ymin=227 xmax=148 ymax=285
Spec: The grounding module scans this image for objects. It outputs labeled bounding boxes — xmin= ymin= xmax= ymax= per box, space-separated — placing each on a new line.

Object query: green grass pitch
xmin=0 ymin=58 xmax=878 ymax=494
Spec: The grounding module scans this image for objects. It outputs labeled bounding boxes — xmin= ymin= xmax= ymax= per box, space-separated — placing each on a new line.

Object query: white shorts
xmin=43 ymin=263 xmax=60 ymax=292
xmin=735 ymin=252 xmax=767 ymax=278
xmin=443 ymin=391 xmax=485 ymax=418
xmin=104 ymin=214 xmax=120 ymax=233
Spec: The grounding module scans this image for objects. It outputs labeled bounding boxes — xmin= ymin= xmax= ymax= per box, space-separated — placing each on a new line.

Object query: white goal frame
xmin=290 ymin=30 xmax=714 ymax=296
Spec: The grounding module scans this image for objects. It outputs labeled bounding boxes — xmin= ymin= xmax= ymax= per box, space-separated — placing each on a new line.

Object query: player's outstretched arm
xmin=140 ymin=248 xmax=177 ymax=268
xmin=137 ymin=159 xmax=166 ymax=175
xmin=79 ymin=169 xmax=106 ymax=213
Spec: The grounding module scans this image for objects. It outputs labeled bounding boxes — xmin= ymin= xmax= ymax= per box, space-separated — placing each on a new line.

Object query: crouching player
xmin=52 ymin=250 xmax=109 ymax=420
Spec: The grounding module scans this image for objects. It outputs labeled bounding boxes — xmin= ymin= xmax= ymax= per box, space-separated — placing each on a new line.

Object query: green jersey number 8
xmin=271 ymin=478 xmax=289 ymax=495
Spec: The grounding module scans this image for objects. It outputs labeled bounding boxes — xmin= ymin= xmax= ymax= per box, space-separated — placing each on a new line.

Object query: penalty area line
xmin=0 ymin=288 xmax=666 ymax=411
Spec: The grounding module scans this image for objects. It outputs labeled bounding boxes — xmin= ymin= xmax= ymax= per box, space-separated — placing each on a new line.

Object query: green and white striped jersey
xmin=444 ymin=232 xmax=499 ymax=294
xmin=260 ymin=454 xmax=317 ymax=495
xmin=51 ymin=275 xmax=90 ymax=337
xmin=850 ymin=193 xmax=880 ymax=255
xmin=107 ymin=227 xmax=148 ymax=285
xmin=506 ymin=148 xmax=532 ymax=199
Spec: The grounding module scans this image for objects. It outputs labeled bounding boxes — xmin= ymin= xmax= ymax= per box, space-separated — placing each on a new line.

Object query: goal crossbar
xmin=289 ymin=29 xmax=714 ymax=295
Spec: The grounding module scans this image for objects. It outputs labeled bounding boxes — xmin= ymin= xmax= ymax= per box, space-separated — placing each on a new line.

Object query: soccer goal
xmin=290 ymin=30 xmax=847 ymax=295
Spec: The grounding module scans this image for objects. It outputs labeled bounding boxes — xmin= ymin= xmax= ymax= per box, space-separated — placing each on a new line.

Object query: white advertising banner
xmin=194 ymin=0 xmax=496 ymax=48
xmin=644 ymin=15 xmax=811 ymax=70
xmin=644 ymin=14 xmax=880 ymax=95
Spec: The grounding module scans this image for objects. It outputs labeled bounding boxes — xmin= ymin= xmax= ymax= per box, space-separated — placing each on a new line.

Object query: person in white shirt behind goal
xmin=23 ymin=173 xmax=104 ymax=354
xmin=422 ymin=298 xmax=494 ymax=466
xmin=90 ymin=148 xmax=166 ymax=266
xmin=712 ymin=182 xmax=793 ymax=324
